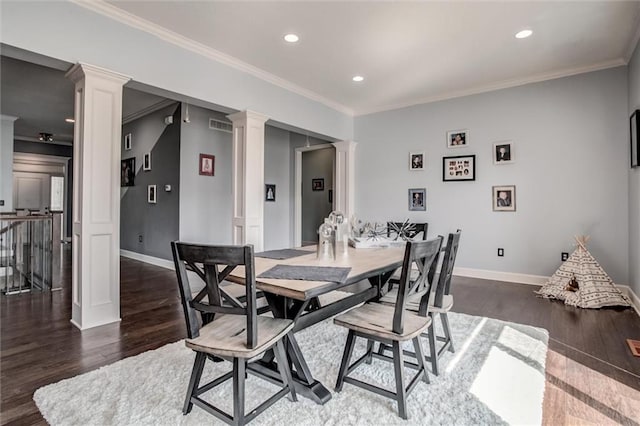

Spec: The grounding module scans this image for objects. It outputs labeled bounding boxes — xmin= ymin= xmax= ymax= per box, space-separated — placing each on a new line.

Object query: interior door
xmin=13 ymin=172 xmax=50 ymax=211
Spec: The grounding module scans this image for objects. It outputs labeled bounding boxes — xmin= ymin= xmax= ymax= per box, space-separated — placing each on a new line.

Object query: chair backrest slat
xmin=171 ymin=241 xmax=259 ymax=349
xmin=392 ymin=237 xmax=443 ymax=334
xmin=433 ymin=230 xmax=462 ymax=308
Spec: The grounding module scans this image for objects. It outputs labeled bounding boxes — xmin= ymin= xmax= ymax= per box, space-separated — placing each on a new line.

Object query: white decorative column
xmin=0 ymin=115 xmax=18 ymax=212
xmin=332 ymin=140 xmax=357 ymax=220
xmin=66 ymin=63 xmax=130 ymax=330
xmin=227 ymin=110 xmax=269 ymax=252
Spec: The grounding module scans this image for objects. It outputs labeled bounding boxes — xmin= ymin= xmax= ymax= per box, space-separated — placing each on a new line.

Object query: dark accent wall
xmin=120 ymin=104 xmax=180 ymax=260
xmin=13 ymin=140 xmax=73 ymax=237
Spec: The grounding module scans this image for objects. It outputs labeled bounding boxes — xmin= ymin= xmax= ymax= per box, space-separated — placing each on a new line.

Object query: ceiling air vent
xmin=209 ymin=118 xmax=233 ymax=133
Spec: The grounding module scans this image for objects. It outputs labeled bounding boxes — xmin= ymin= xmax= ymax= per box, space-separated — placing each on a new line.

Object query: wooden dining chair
xmin=172 ymin=242 xmax=297 ymax=426
xmin=378 ymin=230 xmax=462 ymax=375
xmin=333 ymin=237 xmax=443 ymax=420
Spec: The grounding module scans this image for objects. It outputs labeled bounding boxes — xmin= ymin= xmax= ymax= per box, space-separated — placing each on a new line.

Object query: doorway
xmin=294 ymin=144 xmax=335 ymax=246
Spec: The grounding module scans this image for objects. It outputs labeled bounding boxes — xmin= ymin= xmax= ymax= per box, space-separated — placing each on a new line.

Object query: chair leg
xmin=365 ymin=339 xmax=374 ymax=364
xmin=335 ymin=330 xmax=356 ymax=392
xmin=232 ymin=358 xmax=246 ymax=426
xmin=392 ymin=341 xmax=407 ymax=420
xmin=377 ymin=342 xmax=388 ymax=357
xmin=412 ymin=337 xmax=430 ymax=384
xmin=273 ymin=339 xmax=297 ymax=402
xmin=427 ymin=320 xmax=439 ymax=376
xmin=183 ymin=352 xmax=206 ymax=415
xmin=441 ymin=312 xmax=455 ymax=353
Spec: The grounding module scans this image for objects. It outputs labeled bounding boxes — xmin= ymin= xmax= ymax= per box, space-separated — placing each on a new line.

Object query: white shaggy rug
xmin=34 ymin=312 xmax=548 ymax=425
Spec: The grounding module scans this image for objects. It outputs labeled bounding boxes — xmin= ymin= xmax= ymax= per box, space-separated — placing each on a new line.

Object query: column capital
xmin=1 ymin=115 xmax=19 ymax=122
xmin=66 ymin=62 xmax=131 ymax=86
xmin=227 ymin=110 xmax=269 ymax=125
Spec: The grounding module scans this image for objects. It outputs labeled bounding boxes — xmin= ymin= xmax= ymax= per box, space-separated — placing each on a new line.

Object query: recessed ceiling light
xmin=284 ymin=34 xmax=299 ymax=43
xmin=65 ymin=118 xmax=75 ymax=123
xmin=352 ymin=75 xmax=364 ymax=82
xmin=515 ymin=29 xmax=533 ymax=39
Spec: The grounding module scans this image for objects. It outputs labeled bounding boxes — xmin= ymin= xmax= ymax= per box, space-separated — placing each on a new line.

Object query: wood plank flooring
xmin=1 ymin=250 xmax=639 ymax=425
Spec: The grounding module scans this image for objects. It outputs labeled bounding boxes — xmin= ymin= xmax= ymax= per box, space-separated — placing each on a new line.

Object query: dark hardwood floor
xmin=1 ymin=249 xmax=639 ymax=425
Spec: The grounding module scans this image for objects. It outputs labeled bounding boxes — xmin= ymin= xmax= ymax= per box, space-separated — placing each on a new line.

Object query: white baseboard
xmin=119 ymin=249 xmax=174 ymax=270
xmin=453 ymin=266 xmax=640 ymax=316
xmin=617 ymin=285 xmax=640 ymax=316
xmin=453 ymin=267 xmax=548 ymax=286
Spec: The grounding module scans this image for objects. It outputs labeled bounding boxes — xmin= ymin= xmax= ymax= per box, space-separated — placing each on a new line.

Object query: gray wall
xmin=179 ymin=104 xmax=233 ymax=244
xmin=629 ymin=42 xmax=640 ymax=297
xmin=355 ymin=67 xmax=630 ymax=284
xmin=264 ymin=126 xmax=292 ymax=250
xmin=302 ymin=148 xmax=334 ymax=243
xmin=0 ymin=117 xmax=15 ymax=212
xmin=121 ymin=104 xmax=180 ymax=260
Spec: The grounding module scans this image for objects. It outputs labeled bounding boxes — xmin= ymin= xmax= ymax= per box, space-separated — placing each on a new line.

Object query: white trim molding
xmin=120 ymin=249 xmax=174 ymax=270
xmin=453 ymin=267 xmax=548 ymax=286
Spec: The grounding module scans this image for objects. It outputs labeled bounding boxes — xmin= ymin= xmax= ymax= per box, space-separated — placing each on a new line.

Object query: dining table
xmin=225 ymin=244 xmax=406 ymax=404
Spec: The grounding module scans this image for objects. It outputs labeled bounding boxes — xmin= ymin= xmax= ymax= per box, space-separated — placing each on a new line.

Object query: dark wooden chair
xmin=387 ymin=222 xmax=428 ymax=284
xmin=422 ymin=230 xmax=461 ymax=375
xmin=379 ymin=230 xmax=462 ymax=375
xmin=333 ymin=237 xmax=443 ymax=420
xmin=172 ymin=242 xmax=297 ymax=426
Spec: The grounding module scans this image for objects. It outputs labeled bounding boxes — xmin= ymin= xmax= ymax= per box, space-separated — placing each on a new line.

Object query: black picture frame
xmin=312 ymin=178 xmax=324 ymax=191
xmin=265 ymin=184 xmax=276 ymax=202
xmin=442 ymin=155 xmax=476 ymax=181
xmin=631 ymin=109 xmax=639 ymax=168
xmin=120 ymin=157 xmax=135 ymax=187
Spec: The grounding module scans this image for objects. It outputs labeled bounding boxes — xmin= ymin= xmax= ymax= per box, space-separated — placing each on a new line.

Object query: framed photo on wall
xmin=409 ymin=152 xmax=424 ymax=171
xmin=147 ymin=185 xmax=157 ymax=204
xmin=124 ymin=133 xmax=132 ymax=151
xmin=446 ymin=129 xmax=468 ymax=148
xmin=493 ymin=141 xmax=514 ymax=164
xmin=631 ymin=109 xmax=639 ymax=168
xmin=143 ymin=152 xmax=151 ymax=171
xmin=120 ymin=157 xmax=135 ymax=187
xmin=443 ymin=155 xmax=476 ymax=181
xmin=265 ymin=184 xmax=276 ymax=202
xmin=492 ymin=185 xmax=516 ymax=212
xmin=199 ymin=154 xmax=215 ymax=176
xmin=408 ymin=188 xmax=426 ymax=211
xmin=312 ymin=178 xmax=324 ymax=191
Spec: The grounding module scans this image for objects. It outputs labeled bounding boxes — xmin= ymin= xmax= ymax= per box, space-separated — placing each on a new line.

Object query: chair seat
xmin=334 ymin=303 xmax=431 ymax=342
xmin=380 ymin=289 xmax=453 ymax=313
xmin=186 ymin=315 xmax=293 ymax=358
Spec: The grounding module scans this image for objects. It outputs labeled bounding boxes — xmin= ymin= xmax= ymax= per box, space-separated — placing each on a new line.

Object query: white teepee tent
xmin=536 ymin=236 xmax=632 ymax=309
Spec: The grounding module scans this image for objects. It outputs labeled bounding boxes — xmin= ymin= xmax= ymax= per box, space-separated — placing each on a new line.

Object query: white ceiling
xmin=103 ymin=1 xmax=640 ymax=115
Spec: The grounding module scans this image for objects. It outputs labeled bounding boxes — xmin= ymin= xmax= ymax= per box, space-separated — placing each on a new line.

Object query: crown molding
xmin=70 ymin=0 xmax=353 ymax=117
xmin=123 ymin=99 xmax=177 ymax=124
xmin=354 ymin=58 xmax=627 ymax=116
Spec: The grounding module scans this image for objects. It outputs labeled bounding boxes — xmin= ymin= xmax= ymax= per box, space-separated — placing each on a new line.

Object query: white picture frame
xmin=143 ymin=152 xmax=151 ymax=171
xmin=493 ymin=141 xmax=514 ymax=165
xmin=124 ymin=133 xmax=132 ymax=151
xmin=446 ymin=129 xmax=468 ymax=148
xmin=147 ymin=185 xmax=157 ymax=204
xmin=409 ymin=152 xmax=425 ymax=171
